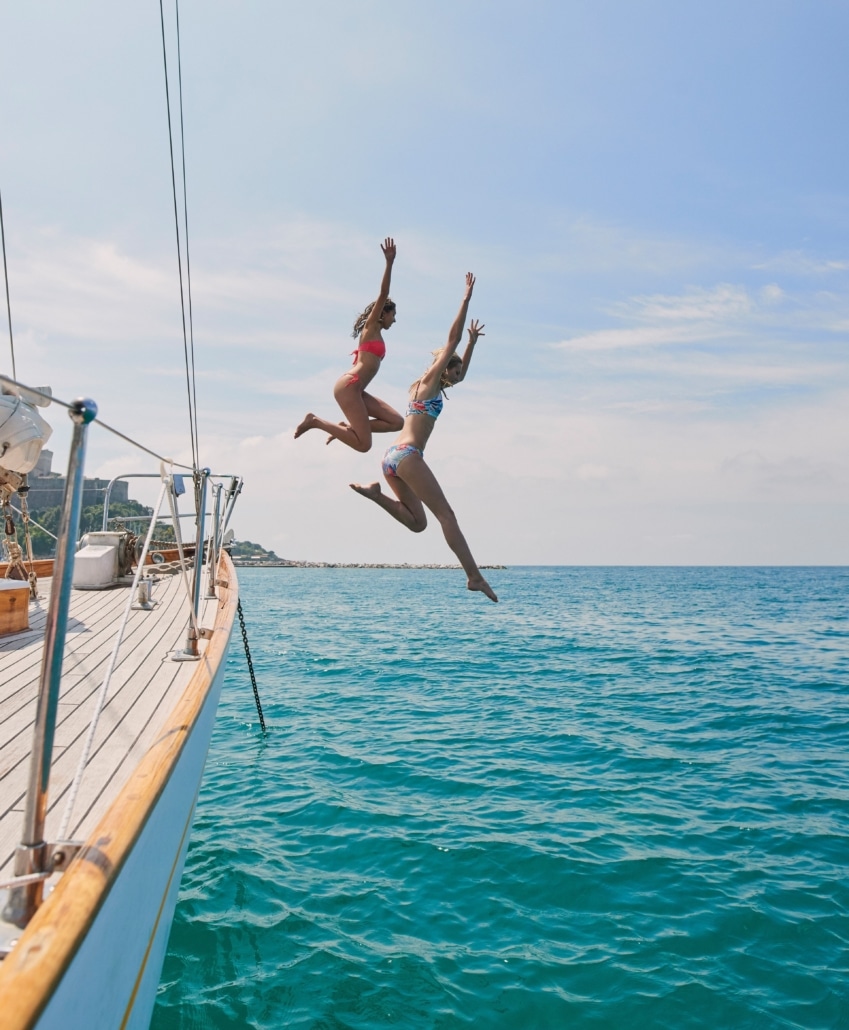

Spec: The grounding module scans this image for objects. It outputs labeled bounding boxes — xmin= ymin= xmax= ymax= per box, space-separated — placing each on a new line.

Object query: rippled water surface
xmin=152 ymin=567 xmax=849 ymax=1029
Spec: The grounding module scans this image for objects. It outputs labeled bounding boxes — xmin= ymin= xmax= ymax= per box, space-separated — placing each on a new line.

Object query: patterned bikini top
xmin=406 ymin=394 xmax=443 ymax=419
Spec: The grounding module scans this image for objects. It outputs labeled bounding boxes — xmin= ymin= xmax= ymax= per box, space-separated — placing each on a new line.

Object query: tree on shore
xmin=21 ymin=500 xmax=168 ymax=557
xmin=226 ymin=539 xmax=281 ymax=562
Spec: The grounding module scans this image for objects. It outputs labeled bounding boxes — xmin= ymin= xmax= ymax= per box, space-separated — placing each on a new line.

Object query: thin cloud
xmin=752 ymin=250 xmax=849 ymax=276
xmin=554 ymin=282 xmax=849 ymax=367
xmin=632 ymin=284 xmax=752 ymax=322
xmin=555 ymin=284 xmax=752 ymax=352
xmin=543 ymin=216 xmax=729 ymax=276
xmin=555 ymin=323 xmax=727 ymax=352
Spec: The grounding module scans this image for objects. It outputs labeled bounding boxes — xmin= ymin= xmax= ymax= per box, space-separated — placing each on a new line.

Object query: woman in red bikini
xmin=294 ymin=238 xmax=404 ymax=452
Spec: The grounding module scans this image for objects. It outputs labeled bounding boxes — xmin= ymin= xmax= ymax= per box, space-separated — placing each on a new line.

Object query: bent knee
xmin=354 ymin=439 xmax=372 ymax=453
xmin=411 ymin=517 xmax=427 ymax=533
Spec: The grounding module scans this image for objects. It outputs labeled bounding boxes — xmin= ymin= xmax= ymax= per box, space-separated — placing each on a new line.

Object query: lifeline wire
xmin=0 ymin=375 xmax=193 ymax=470
xmin=158 ymin=0 xmax=199 ymax=472
xmin=7 ymin=503 xmax=58 ymax=540
xmin=0 ymin=188 xmax=16 ymax=380
xmin=57 ymin=480 xmax=171 ymax=841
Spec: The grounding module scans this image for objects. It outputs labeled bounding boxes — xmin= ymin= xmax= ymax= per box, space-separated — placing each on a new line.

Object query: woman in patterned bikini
xmin=294 ymin=237 xmax=403 ymax=452
xmin=351 ymin=272 xmax=497 ymax=602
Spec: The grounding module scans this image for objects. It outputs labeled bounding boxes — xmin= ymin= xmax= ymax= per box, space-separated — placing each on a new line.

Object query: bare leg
xmin=433 ymin=510 xmax=498 ymax=602
xmin=401 ymin=458 xmax=497 ymax=602
xmin=295 ymin=376 xmax=377 ymax=452
xmin=362 ymin=391 xmax=404 ymax=434
xmin=327 ymin=397 xmax=403 ymax=445
xmin=325 ymin=421 xmax=348 ymax=445
xmin=349 ymin=480 xmax=427 ymax=532
xmin=295 ymin=411 xmax=369 ymax=450
xmin=353 ymin=455 xmax=497 ymax=602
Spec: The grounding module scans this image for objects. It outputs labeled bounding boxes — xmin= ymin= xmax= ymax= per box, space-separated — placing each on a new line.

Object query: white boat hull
xmin=0 ymin=555 xmax=239 ymax=1030
xmin=38 ymin=647 xmax=227 ymax=1029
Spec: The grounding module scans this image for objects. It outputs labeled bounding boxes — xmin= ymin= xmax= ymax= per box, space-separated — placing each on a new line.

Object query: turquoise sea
xmin=152 ymin=567 xmax=849 ymax=1029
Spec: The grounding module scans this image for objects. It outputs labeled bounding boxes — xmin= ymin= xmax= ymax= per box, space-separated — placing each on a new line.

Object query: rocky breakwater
xmin=231 ymin=559 xmax=506 ymax=569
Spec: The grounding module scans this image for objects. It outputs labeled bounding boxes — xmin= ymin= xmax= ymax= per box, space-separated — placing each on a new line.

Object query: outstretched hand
xmin=463 ymin=271 xmax=475 ymax=298
xmin=381 ymin=237 xmax=396 ymax=263
xmin=468 ymin=319 xmax=485 ymax=344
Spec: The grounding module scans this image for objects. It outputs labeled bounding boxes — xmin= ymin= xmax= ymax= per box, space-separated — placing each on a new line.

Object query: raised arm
xmin=362 ymin=237 xmax=396 ymax=337
xmin=446 ymin=272 xmax=475 ymax=353
xmin=421 ymin=271 xmax=475 ymax=380
xmin=418 ymin=273 xmax=476 ymax=393
xmin=456 ymin=319 xmax=484 ymax=382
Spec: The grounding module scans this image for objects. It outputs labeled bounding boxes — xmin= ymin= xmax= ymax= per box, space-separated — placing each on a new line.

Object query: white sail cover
xmin=0 ymin=393 xmax=53 ymax=474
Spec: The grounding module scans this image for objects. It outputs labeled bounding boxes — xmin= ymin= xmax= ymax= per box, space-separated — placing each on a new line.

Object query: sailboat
xmin=0 ymin=9 xmax=247 ymax=1027
xmin=0 ymin=400 xmax=242 ymax=1028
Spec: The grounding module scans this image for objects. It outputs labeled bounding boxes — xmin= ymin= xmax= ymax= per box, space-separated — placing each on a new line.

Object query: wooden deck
xmin=0 ymin=567 xmax=222 ymax=878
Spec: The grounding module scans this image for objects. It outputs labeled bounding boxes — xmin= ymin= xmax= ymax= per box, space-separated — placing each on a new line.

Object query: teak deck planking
xmin=0 ymin=569 xmax=220 ymax=877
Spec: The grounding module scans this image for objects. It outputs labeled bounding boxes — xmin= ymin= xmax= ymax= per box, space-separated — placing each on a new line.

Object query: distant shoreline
xmin=231 ymin=560 xmax=506 ymax=570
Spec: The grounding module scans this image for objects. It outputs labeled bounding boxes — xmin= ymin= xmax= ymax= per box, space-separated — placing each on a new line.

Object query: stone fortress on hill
xmin=26 ymin=449 xmax=129 ymax=510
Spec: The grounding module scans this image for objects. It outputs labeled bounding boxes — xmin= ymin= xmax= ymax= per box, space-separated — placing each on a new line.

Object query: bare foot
xmin=294 ymin=413 xmax=317 ymax=439
xmin=350 ymin=481 xmax=382 ymax=500
xmin=468 ymin=576 xmax=498 ymax=602
xmin=326 ymin=421 xmax=348 ymax=445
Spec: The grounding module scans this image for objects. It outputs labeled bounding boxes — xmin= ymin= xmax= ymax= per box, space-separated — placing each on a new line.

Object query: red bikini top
xmin=351 ymin=338 xmax=386 ymax=363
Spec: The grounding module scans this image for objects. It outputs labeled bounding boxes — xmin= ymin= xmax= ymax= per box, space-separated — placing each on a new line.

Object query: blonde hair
xmin=351 ymin=298 xmax=396 ymax=338
xmin=409 ymin=352 xmax=462 ymax=394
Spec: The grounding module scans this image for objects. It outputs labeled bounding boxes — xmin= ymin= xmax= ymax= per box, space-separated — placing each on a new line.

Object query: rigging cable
xmin=158 ymin=0 xmax=199 ymax=471
xmin=174 ymin=1 xmax=201 ymax=463
xmin=0 ymin=376 xmax=194 ymax=469
xmin=0 ymin=188 xmax=16 ymax=380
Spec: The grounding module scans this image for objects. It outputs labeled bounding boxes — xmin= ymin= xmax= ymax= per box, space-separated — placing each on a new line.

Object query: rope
xmin=0 ymin=187 xmax=15 ymax=380
xmin=158 ymin=0 xmax=199 ymax=472
xmin=2 ymin=497 xmax=31 ymax=588
xmin=57 ymin=480 xmax=171 ymax=841
xmin=19 ymin=491 xmax=39 ymax=597
xmin=3 ymin=486 xmax=39 ymax=597
xmin=237 ymin=599 xmax=266 ymax=733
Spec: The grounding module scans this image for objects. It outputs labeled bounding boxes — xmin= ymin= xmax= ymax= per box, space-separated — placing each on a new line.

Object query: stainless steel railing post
xmin=179 ymin=468 xmax=209 ymax=658
xmin=205 ymin=482 xmax=222 ymax=599
xmin=218 ymin=476 xmax=243 ymax=544
xmin=101 ymin=472 xmax=161 ymax=530
xmin=2 ymin=398 xmax=98 ymax=928
xmin=191 ymin=469 xmax=209 ymax=612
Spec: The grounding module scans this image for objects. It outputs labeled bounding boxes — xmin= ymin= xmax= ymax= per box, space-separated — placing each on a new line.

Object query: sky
xmin=1 ymin=1 xmax=847 ymax=565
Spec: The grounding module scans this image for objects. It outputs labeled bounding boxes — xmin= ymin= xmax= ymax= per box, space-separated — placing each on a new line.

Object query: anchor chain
xmin=237 ymin=598 xmax=266 ymax=733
